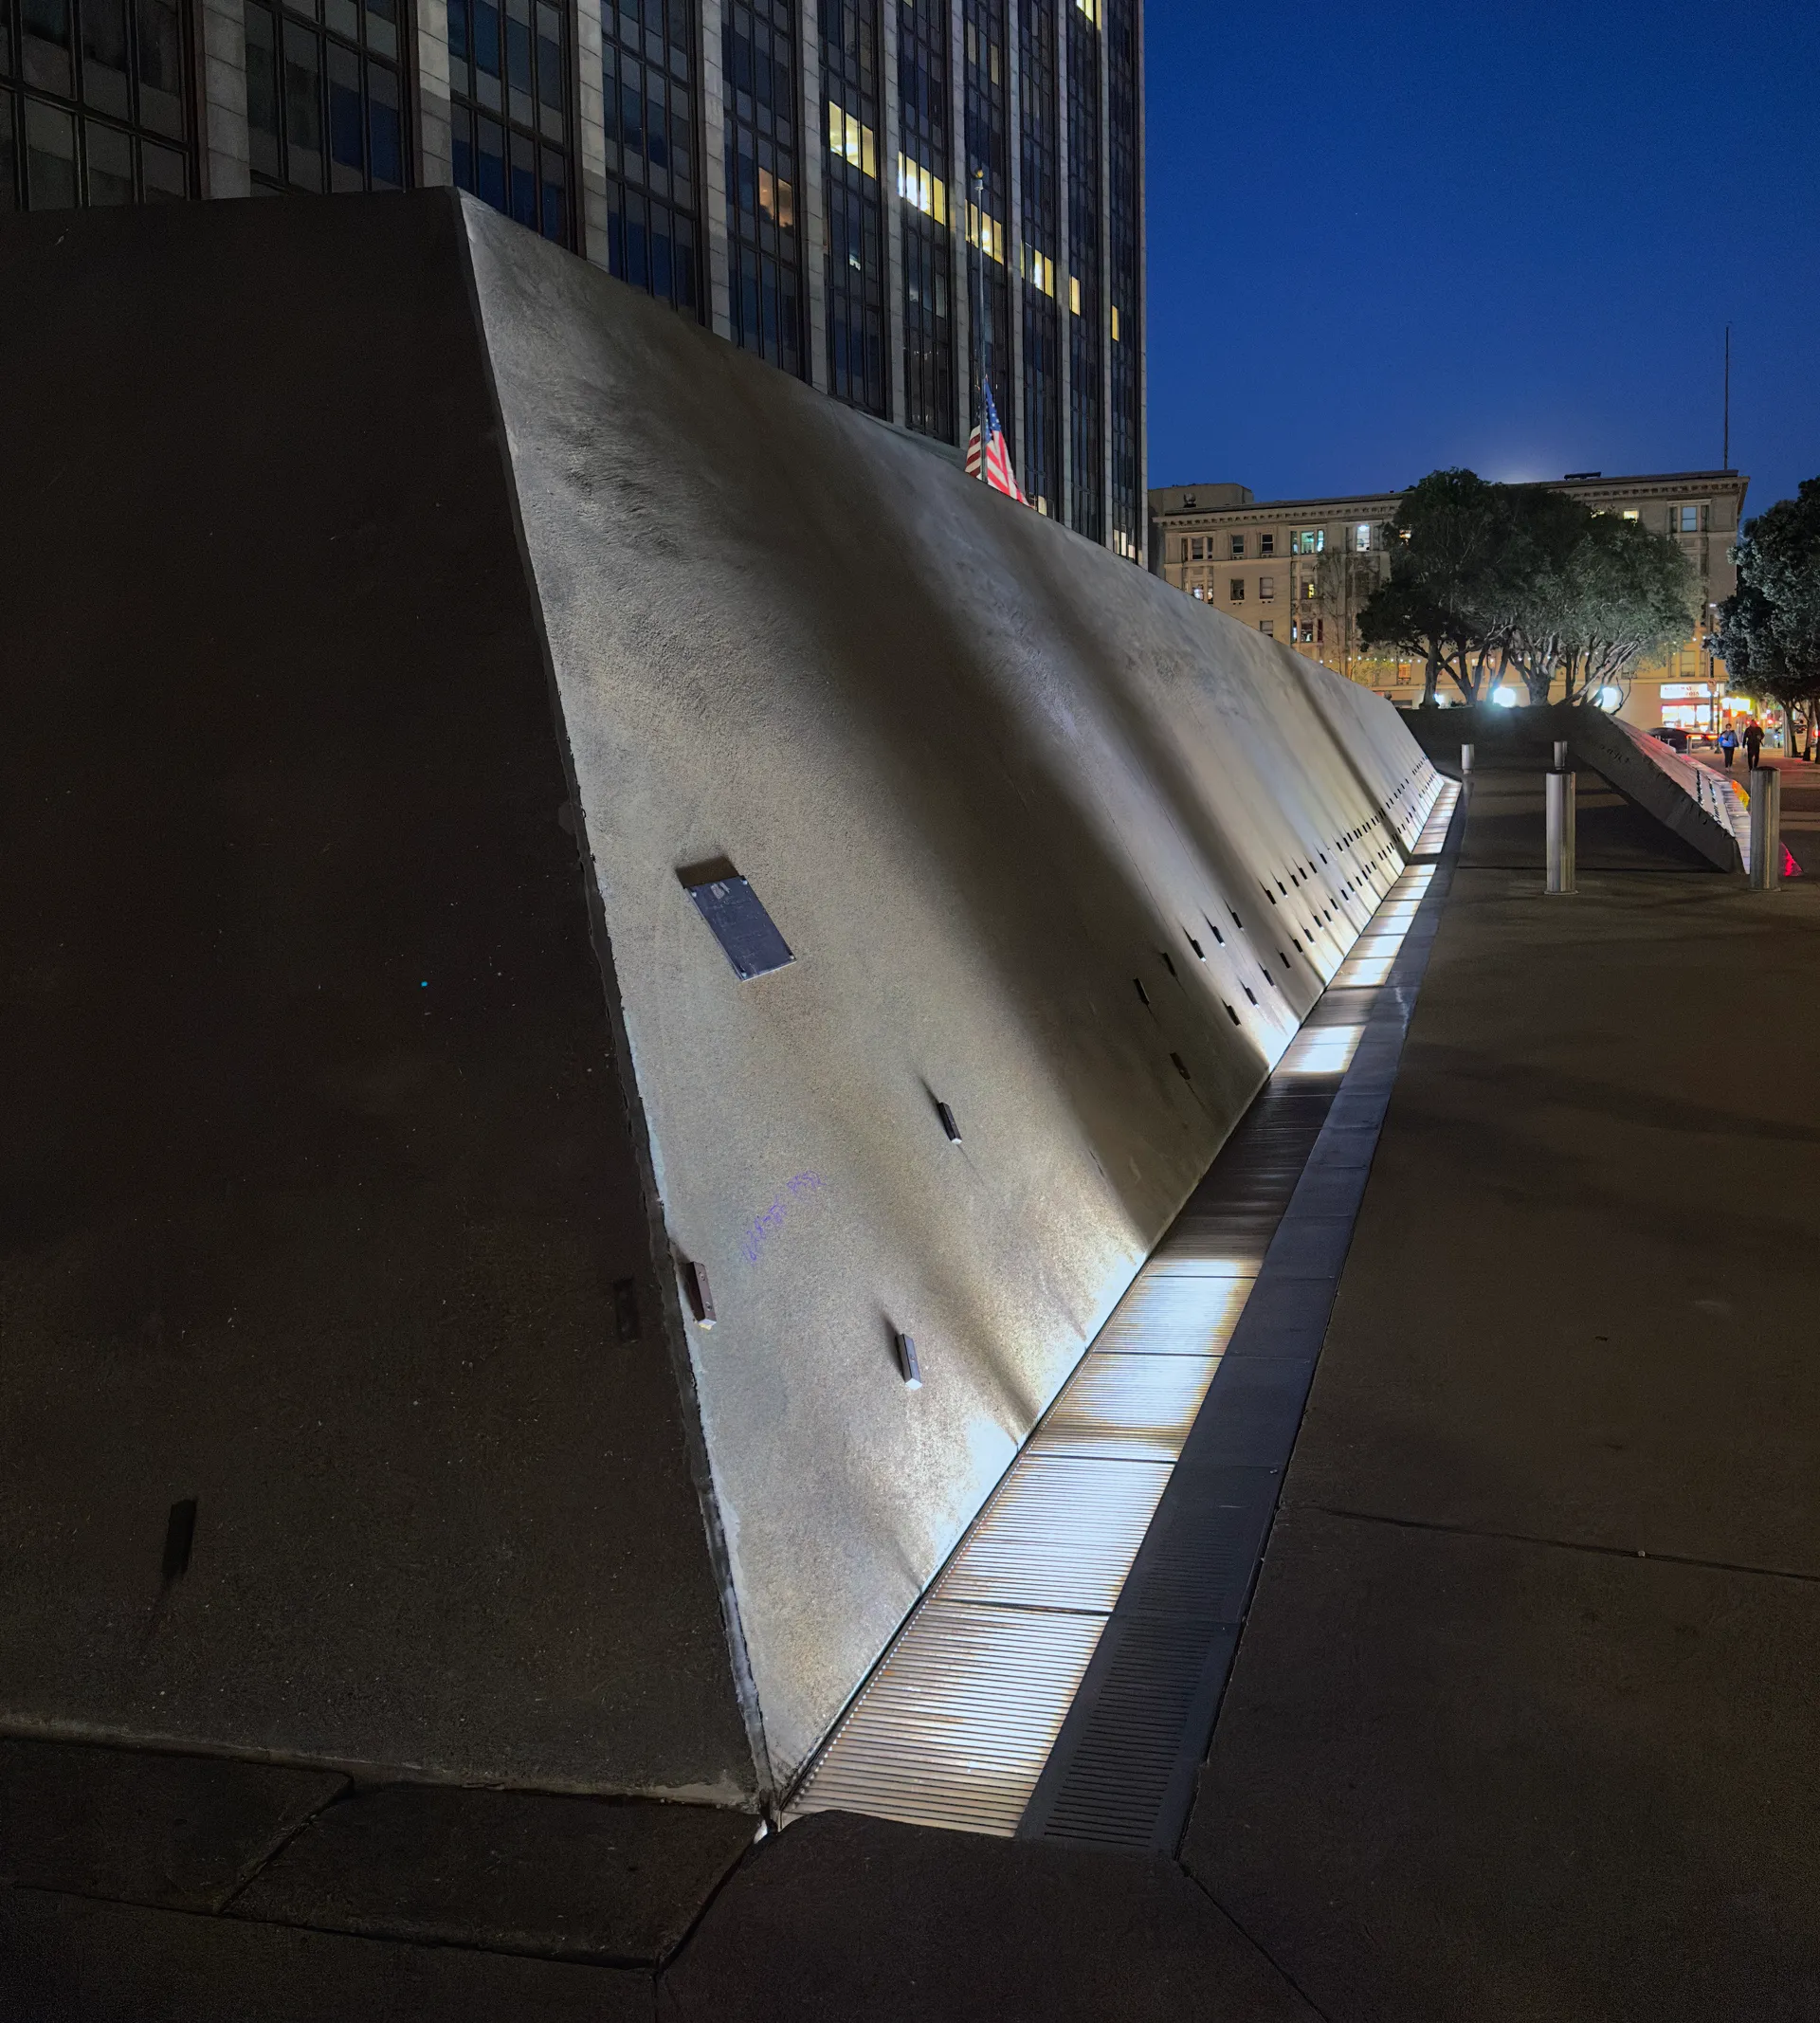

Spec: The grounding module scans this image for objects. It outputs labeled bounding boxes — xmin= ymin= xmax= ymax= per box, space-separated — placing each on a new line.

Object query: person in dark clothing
xmin=1719 ymin=725 xmax=1738 ymax=769
xmin=1745 ymin=721 xmax=1765 ymax=769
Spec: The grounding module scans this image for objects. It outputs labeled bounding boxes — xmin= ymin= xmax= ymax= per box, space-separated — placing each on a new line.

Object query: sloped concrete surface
xmin=462 ymin=197 xmax=1435 ymax=1782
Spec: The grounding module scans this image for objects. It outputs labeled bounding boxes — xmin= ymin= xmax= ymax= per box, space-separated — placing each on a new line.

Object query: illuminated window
xmin=725 ymin=0 xmax=806 ymax=379
xmin=1354 ymin=522 xmax=1370 ymax=551
xmin=898 ymin=0 xmax=953 ymax=443
xmin=1622 ymin=509 xmax=1639 ymax=521
xmin=1229 ymin=577 xmax=1245 ymax=602
xmin=823 ymin=1 xmax=886 ymax=415
xmin=1292 ymin=527 xmax=1324 ymax=555
xmin=1068 ymin=272 xmax=1081 ymax=313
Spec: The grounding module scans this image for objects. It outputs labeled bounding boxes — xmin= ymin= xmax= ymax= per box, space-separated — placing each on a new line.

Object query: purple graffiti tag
xmin=740 ymin=1172 xmax=827 ymax=1265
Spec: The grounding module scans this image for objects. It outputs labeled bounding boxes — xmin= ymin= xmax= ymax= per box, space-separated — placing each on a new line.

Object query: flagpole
xmin=971 ymin=166 xmax=986 ymax=482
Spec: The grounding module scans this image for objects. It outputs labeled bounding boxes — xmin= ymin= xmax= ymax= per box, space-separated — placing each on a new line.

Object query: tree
xmin=1500 ymin=492 xmax=1696 ymax=705
xmin=1719 ymin=478 xmax=1820 ymax=755
xmin=1357 ymin=469 xmax=1510 ymax=704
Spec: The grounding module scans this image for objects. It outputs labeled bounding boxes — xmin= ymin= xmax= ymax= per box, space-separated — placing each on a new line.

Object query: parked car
xmin=1649 ymin=725 xmax=1690 ymax=753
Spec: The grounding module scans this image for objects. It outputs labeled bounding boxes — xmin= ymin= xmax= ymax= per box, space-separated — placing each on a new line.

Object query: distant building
xmin=1148 ymin=471 xmax=1751 ymax=729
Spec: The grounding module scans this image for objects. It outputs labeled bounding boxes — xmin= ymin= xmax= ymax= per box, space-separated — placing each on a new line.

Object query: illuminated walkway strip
xmin=789 ymin=780 xmax=1462 ymax=1839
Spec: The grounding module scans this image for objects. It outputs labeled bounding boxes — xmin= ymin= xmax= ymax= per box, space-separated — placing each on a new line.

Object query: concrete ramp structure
xmin=0 ymin=191 xmax=1439 ymax=1809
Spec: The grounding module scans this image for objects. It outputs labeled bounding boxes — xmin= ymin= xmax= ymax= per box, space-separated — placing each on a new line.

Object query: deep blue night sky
xmin=1144 ymin=0 xmax=1820 ymax=525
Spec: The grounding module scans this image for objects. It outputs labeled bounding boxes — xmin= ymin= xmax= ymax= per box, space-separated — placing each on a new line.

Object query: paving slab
xmin=1290 ymin=859 xmax=1820 ymax=1574
xmin=0 ymin=1737 xmax=344 ymax=1912
xmin=659 ymin=1810 xmax=1321 ymax=2022
xmin=1184 ymin=1505 xmax=1820 ymax=2023
xmin=1 ymin=1886 xmax=652 ymax=2023
xmin=228 ymin=1783 xmax=755 ymax=1965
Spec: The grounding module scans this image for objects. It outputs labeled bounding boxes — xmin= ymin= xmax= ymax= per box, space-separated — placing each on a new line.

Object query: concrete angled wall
xmin=461 ymin=199 xmax=1441 ymax=1786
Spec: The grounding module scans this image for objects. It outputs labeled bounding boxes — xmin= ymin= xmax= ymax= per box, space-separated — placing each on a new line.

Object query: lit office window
xmin=896 ymin=0 xmax=954 ymax=440
xmin=2 ymin=0 xmax=192 ymax=208
xmin=723 ymin=0 xmax=805 ymax=376
xmin=246 ymin=0 xmax=404 ymax=194
xmin=961 ymin=0 xmax=1010 ymax=451
xmin=1105 ymin=0 xmax=1138 ymax=557
xmin=1064 ymin=0 xmax=1100 ymax=539
xmin=1016 ymin=0 xmax=1059 ymax=514
xmin=446 ymin=0 xmax=571 ymax=243
xmin=821 ymin=0 xmax=885 ymax=412
xmin=601 ymin=0 xmax=698 ymax=313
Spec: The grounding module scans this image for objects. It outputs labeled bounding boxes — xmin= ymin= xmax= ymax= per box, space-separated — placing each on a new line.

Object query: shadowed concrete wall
xmin=0 ymin=195 xmax=755 ymax=1802
xmin=461 ymin=198 xmax=1438 ymax=1785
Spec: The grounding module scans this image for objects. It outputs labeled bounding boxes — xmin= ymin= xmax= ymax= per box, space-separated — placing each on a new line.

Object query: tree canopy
xmin=1718 ymin=478 xmax=1820 ymax=744
xmin=1358 ymin=468 xmax=1697 ymax=706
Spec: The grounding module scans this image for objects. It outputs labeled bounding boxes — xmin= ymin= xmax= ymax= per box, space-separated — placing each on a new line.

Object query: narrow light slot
xmin=1186 ymin=933 xmax=1205 ymax=959
xmin=682 ymin=1259 xmax=716 ymax=1328
xmin=161 ymin=1499 xmax=197 ymax=1584
xmin=895 ymin=1331 xmax=923 ymax=1389
xmin=936 ymin=1100 xmax=962 ymax=1143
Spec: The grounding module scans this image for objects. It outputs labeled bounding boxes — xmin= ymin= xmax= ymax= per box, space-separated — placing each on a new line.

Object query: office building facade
xmin=1150 ymin=471 xmax=1751 ymax=728
xmin=2 ymin=0 xmax=1143 ymax=556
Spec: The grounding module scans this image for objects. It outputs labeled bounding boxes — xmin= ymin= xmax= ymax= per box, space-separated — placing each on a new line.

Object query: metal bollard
xmin=1460 ymin=742 xmax=1474 ymax=790
xmin=1554 ymin=739 xmax=1569 ymax=772
xmin=1546 ymin=768 xmax=1576 ymax=895
xmin=1748 ymin=766 xmax=1782 ymax=890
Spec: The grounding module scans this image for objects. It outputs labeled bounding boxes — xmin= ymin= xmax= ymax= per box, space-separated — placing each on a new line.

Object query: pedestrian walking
xmin=1719 ymin=725 xmax=1738 ymax=769
xmin=1745 ymin=720 xmax=1765 ymax=769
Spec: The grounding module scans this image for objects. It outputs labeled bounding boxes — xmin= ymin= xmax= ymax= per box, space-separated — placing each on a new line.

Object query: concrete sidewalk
xmin=1183 ymin=759 xmax=1820 ymax=2019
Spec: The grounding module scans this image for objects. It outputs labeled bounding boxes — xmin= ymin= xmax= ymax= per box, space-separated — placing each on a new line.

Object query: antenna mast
xmin=1723 ymin=325 xmax=1731 ymax=472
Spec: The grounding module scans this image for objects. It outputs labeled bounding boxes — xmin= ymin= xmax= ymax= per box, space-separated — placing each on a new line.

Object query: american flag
xmin=964 ymin=380 xmax=1028 ymax=503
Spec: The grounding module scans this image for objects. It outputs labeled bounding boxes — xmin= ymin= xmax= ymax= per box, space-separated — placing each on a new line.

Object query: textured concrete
xmin=660 ymin=1811 xmax=1321 ymax=2022
xmin=1183 ymin=761 xmax=1820 ymax=2019
xmin=0 ymin=194 xmax=752 ymax=1800
xmin=462 ymin=196 xmax=1434 ymax=1782
xmin=0 ymin=1740 xmax=342 ymax=1913
xmin=230 ymin=1784 xmax=755 ymax=1963
xmin=0 ymin=1888 xmax=654 ymax=2023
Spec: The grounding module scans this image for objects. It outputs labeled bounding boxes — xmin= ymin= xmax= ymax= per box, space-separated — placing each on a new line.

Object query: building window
xmin=1016 ymin=0 xmax=1059 ymax=514
xmin=1354 ymin=521 xmax=1370 ymax=551
xmin=1228 ymin=533 xmax=1245 ymax=557
xmin=897 ymin=0 xmax=953 ymax=440
xmin=446 ymin=0 xmax=569 ymax=240
xmin=1621 ymin=509 xmax=1639 ymax=522
xmin=1259 ymin=531 xmax=1274 ymax=556
xmin=822 ymin=0 xmax=885 ymax=412
xmin=1064 ymin=0 xmax=1100 ymax=539
xmin=1302 ymin=578 xmax=1316 ymax=599
xmin=723 ymin=0 xmax=806 ymax=377
xmin=1191 ymin=585 xmax=1203 ymax=600
xmin=1678 ymin=505 xmax=1701 ymax=533
xmin=3 ymin=0 xmax=194 ymax=206
xmin=1229 ymin=577 xmax=1244 ymax=603
xmin=1292 ymin=527 xmax=1323 ymax=555
xmin=1189 ymin=536 xmax=1204 ymax=560
xmin=1259 ymin=619 xmax=1273 ymax=638
xmin=600 ymin=0 xmax=699 ymax=313
xmin=1105 ymin=0 xmax=1139 ymax=557
xmin=1258 ymin=574 xmax=1273 ymax=601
